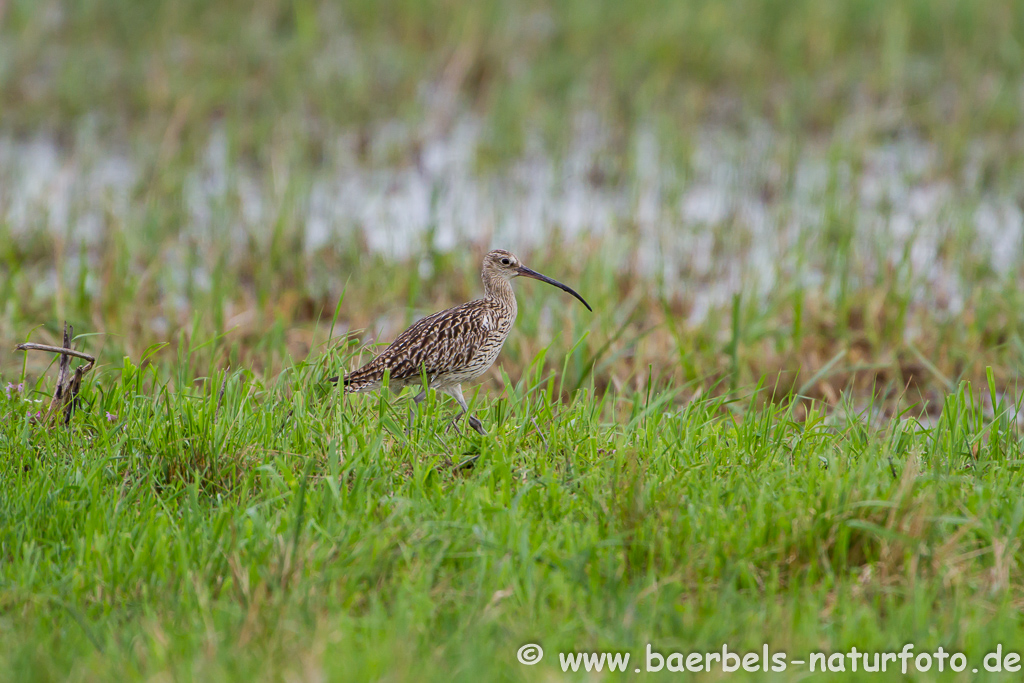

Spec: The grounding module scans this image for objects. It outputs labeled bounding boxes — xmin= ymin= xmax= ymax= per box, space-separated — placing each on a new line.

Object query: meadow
xmin=2 ymin=0 xmax=1024 ymax=680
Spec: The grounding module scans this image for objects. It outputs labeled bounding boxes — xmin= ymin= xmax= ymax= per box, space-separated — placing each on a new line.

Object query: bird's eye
xmin=501 ymin=258 xmax=511 ymax=265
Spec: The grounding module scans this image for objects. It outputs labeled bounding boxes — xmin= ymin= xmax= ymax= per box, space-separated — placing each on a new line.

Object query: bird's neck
xmin=483 ymin=273 xmax=517 ymax=315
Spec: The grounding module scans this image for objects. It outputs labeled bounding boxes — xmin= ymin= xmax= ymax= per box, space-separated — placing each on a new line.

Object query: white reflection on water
xmin=1 ymin=115 xmax=1021 ymax=327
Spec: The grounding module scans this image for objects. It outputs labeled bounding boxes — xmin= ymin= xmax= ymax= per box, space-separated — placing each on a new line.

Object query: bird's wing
xmin=343 ymin=300 xmax=493 ymax=387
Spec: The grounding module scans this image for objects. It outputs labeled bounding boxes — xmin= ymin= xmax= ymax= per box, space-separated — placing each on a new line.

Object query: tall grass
xmin=3 ymin=0 xmax=1023 ymax=162
xmin=2 ymin=350 xmax=1024 ymax=680
xmin=3 ymin=1 xmax=1024 ymax=680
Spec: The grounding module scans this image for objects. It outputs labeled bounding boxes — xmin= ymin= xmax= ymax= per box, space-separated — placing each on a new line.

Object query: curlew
xmin=331 ymin=249 xmax=592 ymax=434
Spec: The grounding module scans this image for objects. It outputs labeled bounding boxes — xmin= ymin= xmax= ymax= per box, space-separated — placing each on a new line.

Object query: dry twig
xmin=15 ymin=322 xmax=96 ymax=426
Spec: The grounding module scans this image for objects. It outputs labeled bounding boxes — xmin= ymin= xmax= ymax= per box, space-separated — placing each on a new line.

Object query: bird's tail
xmin=327 ymin=374 xmax=352 ymax=389
xmin=327 ymin=368 xmax=378 ymax=393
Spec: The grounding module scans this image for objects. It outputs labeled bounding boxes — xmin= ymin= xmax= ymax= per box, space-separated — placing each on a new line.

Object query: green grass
xmin=4 ymin=237 xmax=1024 ymax=416
xmin=3 ymin=351 xmax=1024 ymax=681
xmin=4 ymin=0 xmax=1024 ymax=679
xmin=3 ymin=0 xmax=1023 ymax=167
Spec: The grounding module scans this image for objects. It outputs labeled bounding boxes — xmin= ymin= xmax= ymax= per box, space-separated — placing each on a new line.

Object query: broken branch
xmin=14 ymin=323 xmax=96 ymax=426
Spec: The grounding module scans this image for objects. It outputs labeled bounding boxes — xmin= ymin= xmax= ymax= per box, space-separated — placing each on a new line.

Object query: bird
xmin=330 ymin=249 xmax=592 ymax=435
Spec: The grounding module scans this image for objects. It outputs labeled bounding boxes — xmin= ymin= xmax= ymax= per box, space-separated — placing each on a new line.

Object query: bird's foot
xmin=468 ymin=415 xmax=487 ymax=435
xmin=454 ymin=454 xmax=480 ymax=470
xmin=445 ymin=418 xmax=463 ymax=435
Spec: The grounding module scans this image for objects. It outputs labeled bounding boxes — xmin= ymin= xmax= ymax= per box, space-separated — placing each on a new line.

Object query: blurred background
xmin=1 ymin=0 xmax=1023 ymax=409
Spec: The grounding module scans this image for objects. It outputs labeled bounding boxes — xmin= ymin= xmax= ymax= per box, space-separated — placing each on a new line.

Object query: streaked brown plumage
xmin=331 ymin=249 xmax=591 ymax=434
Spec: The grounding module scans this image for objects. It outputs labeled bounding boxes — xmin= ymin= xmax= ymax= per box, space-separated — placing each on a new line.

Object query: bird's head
xmin=483 ymin=249 xmax=522 ymax=279
xmin=482 ymin=249 xmax=592 ymax=311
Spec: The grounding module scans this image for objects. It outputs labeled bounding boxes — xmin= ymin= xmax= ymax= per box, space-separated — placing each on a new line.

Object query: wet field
xmin=3 ymin=3 xmax=1024 ymax=680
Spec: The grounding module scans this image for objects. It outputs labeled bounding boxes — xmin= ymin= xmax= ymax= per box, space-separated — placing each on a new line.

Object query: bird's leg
xmin=407 ymin=389 xmax=426 ymax=435
xmin=440 ymin=385 xmax=483 ymax=470
xmin=445 ymin=384 xmax=487 ymax=436
xmin=442 ymin=388 xmax=463 ymax=435
xmin=443 ymin=386 xmax=469 ymax=434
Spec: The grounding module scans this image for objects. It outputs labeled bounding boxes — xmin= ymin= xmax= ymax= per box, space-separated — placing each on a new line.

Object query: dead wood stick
xmin=14 ymin=343 xmax=96 ymax=368
xmin=15 ymin=323 xmax=96 ymax=425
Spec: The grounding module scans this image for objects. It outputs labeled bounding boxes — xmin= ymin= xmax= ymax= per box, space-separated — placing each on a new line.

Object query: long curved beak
xmin=516 ymin=266 xmax=593 ymax=311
